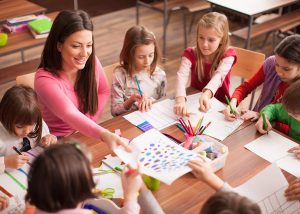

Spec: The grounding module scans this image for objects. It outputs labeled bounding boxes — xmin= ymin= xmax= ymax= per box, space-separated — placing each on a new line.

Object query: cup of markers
xmin=177 ymin=117 xmax=211 ymax=150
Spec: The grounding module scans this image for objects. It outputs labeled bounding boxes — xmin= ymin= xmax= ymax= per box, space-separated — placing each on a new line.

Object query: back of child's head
xmin=200 ymin=191 xmax=261 ymax=214
xmin=25 ymin=142 xmax=95 ymax=212
xmin=119 ymin=25 xmax=160 ymax=76
xmin=0 ymin=85 xmax=42 ymax=141
xmin=282 ymin=79 xmax=300 ymax=115
xmin=196 ymin=12 xmax=230 ymax=80
xmin=274 ymin=35 xmax=300 ymax=65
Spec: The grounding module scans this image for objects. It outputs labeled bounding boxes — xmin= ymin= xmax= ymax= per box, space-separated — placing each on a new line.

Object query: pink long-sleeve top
xmin=34 ymin=57 xmax=109 ymax=139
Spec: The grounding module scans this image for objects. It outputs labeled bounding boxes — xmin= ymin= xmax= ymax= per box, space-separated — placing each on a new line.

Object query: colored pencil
xmin=199 ymin=121 xmax=211 ymax=135
xmin=225 ymin=95 xmax=235 ymax=114
xmin=262 ymin=113 xmax=268 ymax=132
xmin=176 ymin=123 xmax=186 ymax=133
xmin=0 ymin=184 xmax=13 ymax=197
xmin=188 ymin=120 xmax=195 ymax=136
xmin=134 ymin=75 xmax=143 ymax=96
xmin=12 ymin=146 xmax=22 ymax=155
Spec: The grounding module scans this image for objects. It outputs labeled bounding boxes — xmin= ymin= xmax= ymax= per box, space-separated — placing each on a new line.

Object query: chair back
xmin=104 ymin=63 xmax=118 ymax=89
xmin=231 ymin=47 xmax=265 ymax=79
xmin=83 ymin=198 xmax=122 ymax=214
xmin=16 ymin=72 xmax=36 ymax=88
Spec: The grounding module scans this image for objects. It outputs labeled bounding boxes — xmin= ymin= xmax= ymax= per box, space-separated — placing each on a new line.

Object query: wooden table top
xmin=65 ymin=113 xmax=297 ymax=214
xmin=0 ymin=0 xmax=46 ymax=23
xmin=207 ymin=0 xmax=297 ymax=16
xmin=0 ymin=12 xmax=58 ymax=57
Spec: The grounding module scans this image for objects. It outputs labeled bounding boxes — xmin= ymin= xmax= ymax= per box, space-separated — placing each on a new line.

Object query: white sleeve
xmin=175 ymin=57 xmax=192 ymax=97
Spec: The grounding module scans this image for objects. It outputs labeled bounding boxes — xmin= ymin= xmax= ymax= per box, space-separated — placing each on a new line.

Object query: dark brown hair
xmin=119 ymin=25 xmax=160 ymax=77
xmin=39 ymin=10 xmax=98 ymax=114
xmin=0 ymin=85 xmax=42 ymax=142
xmin=200 ymin=191 xmax=261 ymax=214
xmin=196 ymin=12 xmax=230 ymax=81
xmin=282 ymin=79 xmax=300 ymax=115
xmin=25 ymin=142 xmax=95 ymax=212
xmin=274 ymin=35 xmax=300 ymax=65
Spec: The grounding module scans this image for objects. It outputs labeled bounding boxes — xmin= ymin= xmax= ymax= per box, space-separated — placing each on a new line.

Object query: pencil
xmin=134 ymin=75 xmax=143 ymax=96
xmin=102 ymin=161 xmax=121 ymax=175
xmin=262 ymin=113 xmax=268 ymax=131
xmin=188 ymin=120 xmax=195 ymax=136
xmin=12 ymin=146 xmax=22 ymax=155
xmin=175 ymin=123 xmax=186 ymax=133
xmin=199 ymin=121 xmax=211 ymax=135
xmin=225 ymin=95 xmax=235 ymax=114
xmin=0 ymin=184 xmax=13 ymax=197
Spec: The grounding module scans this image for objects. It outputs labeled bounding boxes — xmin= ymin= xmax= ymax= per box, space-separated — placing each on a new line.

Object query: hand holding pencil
xmin=4 ymin=153 xmax=29 ymax=169
xmin=224 ymin=97 xmax=240 ymax=121
xmin=255 ymin=113 xmax=272 ymax=134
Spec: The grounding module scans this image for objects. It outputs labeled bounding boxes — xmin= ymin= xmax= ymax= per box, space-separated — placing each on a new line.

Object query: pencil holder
xmin=183 ymin=134 xmax=202 ymax=150
xmin=142 ymin=174 xmax=160 ymax=191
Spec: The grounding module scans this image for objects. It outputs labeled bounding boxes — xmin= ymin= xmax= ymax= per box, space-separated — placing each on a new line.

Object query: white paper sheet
xmin=114 ymin=129 xmax=198 ymax=185
xmin=244 ymin=131 xmax=300 ymax=177
xmin=235 ymin=164 xmax=300 ymax=214
xmin=186 ymin=93 xmax=226 ymax=113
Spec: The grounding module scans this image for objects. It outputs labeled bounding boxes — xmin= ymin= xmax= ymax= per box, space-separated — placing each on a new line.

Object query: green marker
xmin=225 ymin=95 xmax=235 ymax=114
xmin=262 ymin=113 xmax=268 ymax=131
xmin=114 ymin=166 xmax=123 ymax=172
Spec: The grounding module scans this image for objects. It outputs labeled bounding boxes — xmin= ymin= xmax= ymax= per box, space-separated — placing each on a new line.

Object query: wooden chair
xmin=136 ymin=0 xmax=210 ymax=56
xmin=16 ymin=72 xmax=36 ymax=88
xmin=231 ymin=47 xmax=265 ymax=109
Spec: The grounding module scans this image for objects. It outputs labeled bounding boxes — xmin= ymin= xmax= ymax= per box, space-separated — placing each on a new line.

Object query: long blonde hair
xmin=196 ymin=12 xmax=229 ymax=81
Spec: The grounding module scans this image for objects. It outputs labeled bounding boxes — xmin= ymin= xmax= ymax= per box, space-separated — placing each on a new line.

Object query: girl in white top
xmin=0 ymin=85 xmax=57 ymax=173
xmin=111 ymin=25 xmax=167 ymax=116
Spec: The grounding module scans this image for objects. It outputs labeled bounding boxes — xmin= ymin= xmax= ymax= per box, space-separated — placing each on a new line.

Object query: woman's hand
xmin=224 ymin=98 xmax=240 ymax=121
xmin=40 ymin=134 xmax=57 ymax=147
xmin=121 ymin=165 xmax=143 ymax=202
xmin=138 ymin=94 xmax=152 ymax=112
xmin=173 ymin=96 xmax=187 ymax=116
xmin=101 ymin=130 xmax=132 ymax=153
xmin=255 ymin=114 xmax=272 ymax=134
xmin=199 ymin=90 xmax=213 ymax=112
xmin=285 ymin=178 xmax=300 ymax=201
xmin=4 ymin=154 xmax=29 ymax=169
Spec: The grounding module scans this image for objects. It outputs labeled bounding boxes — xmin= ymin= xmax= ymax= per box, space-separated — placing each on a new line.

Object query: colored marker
xmin=225 ymin=95 xmax=235 ymax=114
xmin=134 ymin=75 xmax=143 ymax=96
xmin=262 ymin=113 xmax=268 ymax=131
xmin=114 ymin=166 xmax=123 ymax=172
xmin=12 ymin=146 xmax=22 ymax=155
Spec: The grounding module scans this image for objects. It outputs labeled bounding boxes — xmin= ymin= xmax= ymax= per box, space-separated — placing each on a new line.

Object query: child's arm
xmin=285 ymin=178 xmax=300 ymax=201
xmin=174 ymin=57 xmax=192 ymax=116
xmin=200 ymin=56 xmax=235 ymax=112
xmin=3 ymin=154 xmax=29 ymax=171
xmin=255 ymin=104 xmax=278 ymax=134
xmin=0 ymin=195 xmax=9 ymax=211
xmin=138 ymin=184 xmax=165 ymax=214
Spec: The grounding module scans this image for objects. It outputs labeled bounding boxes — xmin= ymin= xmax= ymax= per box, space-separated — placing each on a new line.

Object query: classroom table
xmin=65 ymin=110 xmax=297 ymax=213
xmin=0 ymin=12 xmax=58 ymax=62
xmin=206 ymin=0 xmax=297 ymax=49
xmin=0 ymin=0 xmax=46 ymax=24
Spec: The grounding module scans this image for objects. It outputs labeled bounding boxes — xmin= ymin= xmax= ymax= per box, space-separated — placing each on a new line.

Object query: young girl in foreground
xmin=111 ymin=25 xmax=167 ymax=116
xmin=24 ymin=143 xmax=164 ymax=214
xmin=0 ymin=85 xmax=56 ymax=173
xmin=174 ymin=12 xmax=237 ymax=115
xmin=225 ymin=35 xmax=300 ymax=121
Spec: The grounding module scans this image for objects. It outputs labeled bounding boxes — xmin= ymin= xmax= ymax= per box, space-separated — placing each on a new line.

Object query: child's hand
xmin=40 ymin=134 xmax=57 ymax=147
xmin=101 ymin=130 xmax=133 ymax=153
xmin=285 ymin=178 xmax=300 ymax=201
xmin=130 ymin=94 xmax=142 ymax=103
xmin=255 ymin=115 xmax=272 ymax=134
xmin=4 ymin=154 xmax=29 ymax=169
xmin=121 ymin=165 xmax=143 ymax=202
xmin=138 ymin=94 xmax=152 ymax=112
xmin=224 ymin=98 xmax=240 ymax=121
xmin=0 ymin=196 xmax=9 ymax=211
xmin=288 ymin=146 xmax=300 ymax=159
xmin=241 ymin=109 xmax=260 ymax=121
xmin=174 ymin=96 xmax=187 ymax=116
xmin=188 ymin=157 xmax=224 ymax=191
xmin=199 ymin=90 xmax=213 ymax=112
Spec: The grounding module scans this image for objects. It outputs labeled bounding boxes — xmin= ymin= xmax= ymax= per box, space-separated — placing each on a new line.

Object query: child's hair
xmin=119 ymin=25 xmax=160 ymax=77
xmin=196 ymin=12 xmax=230 ymax=81
xmin=274 ymin=35 xmax=300 ymax=65
xmin=39 ymin=10 xmax=98 ymax=115
xmin=0 ymin=85 xmax=42 ymax=142
xmin=200 ymin=191 xmax=261 ymax=214
xmin=282 ymin=79 xmax=300 ymax=115
xmin=25 ymin=142 xmax=95 ymax=212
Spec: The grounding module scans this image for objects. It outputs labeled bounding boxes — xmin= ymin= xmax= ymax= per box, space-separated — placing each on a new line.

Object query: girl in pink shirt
xmin=174 ymin=12 xmax=237 ymax=116
xmin=34 ymin=10 xmax=130 ymax=152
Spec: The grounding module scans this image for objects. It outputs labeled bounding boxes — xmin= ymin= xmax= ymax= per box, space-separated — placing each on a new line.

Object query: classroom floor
xmin=0 ymin=6 xmax=278 ymax=122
